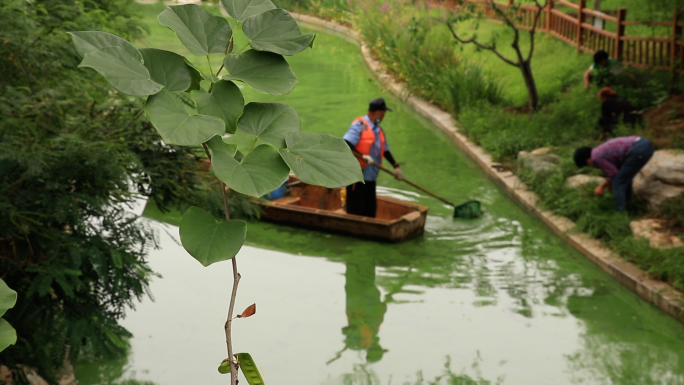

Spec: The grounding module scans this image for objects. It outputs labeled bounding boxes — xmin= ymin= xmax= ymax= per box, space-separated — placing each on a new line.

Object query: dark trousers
xmin=612 ymin=138 xmax=654 ymax=212
xmin=346 ymin=181 xmax=376 ymax=218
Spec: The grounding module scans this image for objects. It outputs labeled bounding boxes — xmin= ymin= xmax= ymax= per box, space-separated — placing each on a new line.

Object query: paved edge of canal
xmin=290 ymin=12 xmax=684 ymax=325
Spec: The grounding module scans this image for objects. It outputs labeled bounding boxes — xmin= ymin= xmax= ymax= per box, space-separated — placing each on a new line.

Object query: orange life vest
xmin=353 ymin=116 xmax=385 ymax=169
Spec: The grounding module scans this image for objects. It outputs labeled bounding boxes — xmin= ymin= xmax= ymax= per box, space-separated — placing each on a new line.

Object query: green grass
xmin=446 ymin=19 xmax=587 ymax=107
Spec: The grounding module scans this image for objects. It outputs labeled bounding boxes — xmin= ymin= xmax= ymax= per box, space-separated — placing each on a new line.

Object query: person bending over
xmin=573 ymin=136 xmax=654 ymax=212
xmin=343 ymin=98 xmax=404 ymax=218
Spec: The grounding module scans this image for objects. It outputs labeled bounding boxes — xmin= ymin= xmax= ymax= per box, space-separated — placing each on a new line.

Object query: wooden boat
xmin=257 ymin=176 xmax=429 ymax=242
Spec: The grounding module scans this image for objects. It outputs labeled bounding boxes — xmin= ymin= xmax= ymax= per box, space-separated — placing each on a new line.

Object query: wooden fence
xmin=449 ymin=0 xmax=684 ymax=74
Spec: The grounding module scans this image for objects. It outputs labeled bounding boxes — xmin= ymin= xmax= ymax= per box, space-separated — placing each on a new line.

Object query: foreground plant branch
xmin=203 ymin=141 xmax=240 ymax=383
xmin=70 ymin=1 xmax=363 ymax=383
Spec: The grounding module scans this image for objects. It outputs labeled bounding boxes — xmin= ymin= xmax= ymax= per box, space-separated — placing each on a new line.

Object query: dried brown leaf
xmin=237 ymin=303 xmax=256 ymax=318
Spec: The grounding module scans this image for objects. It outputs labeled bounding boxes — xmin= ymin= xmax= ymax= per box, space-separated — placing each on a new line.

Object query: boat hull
xmin=257 ymin=179 xmax=428 ymax=242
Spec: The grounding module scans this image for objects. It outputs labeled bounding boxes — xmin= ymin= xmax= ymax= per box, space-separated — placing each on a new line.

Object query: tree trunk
xmin=519 ymin=60 xmax=539 ymax=111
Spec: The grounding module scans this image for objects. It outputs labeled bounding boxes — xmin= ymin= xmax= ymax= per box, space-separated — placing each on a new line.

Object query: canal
xmin=75 ymin=3 xmax=684 ymax=384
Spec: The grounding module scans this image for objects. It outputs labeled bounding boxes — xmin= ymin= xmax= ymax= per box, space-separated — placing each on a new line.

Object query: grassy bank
xmin=274 ymin=0 xmax=684 ymax=291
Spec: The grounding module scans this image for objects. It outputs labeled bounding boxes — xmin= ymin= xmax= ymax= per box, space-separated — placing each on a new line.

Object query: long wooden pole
xmin=373 ymin=162 xmax=458 ymax=207
xmin=351 ymin=152 xmax=457 ymax=207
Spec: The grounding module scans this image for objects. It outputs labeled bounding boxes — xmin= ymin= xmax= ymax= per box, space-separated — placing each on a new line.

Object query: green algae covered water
xmin=74 ymin=4 xmax=684 ymax=384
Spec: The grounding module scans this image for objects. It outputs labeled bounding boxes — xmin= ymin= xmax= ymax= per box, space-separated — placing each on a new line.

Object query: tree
xmin=68 ymin=1 xmax=363 ymax=384
xmin=444 ymin=0 xmax=548 ymax=111
xmin=0 ymin=0 xmax=256 ymax=382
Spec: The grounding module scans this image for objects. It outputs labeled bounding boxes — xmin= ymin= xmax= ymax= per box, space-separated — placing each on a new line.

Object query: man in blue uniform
xmin=343 ymin=98 xmax=404 ymax=218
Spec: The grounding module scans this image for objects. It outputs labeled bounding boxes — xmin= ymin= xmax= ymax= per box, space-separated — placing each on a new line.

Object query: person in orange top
xmin=343 ymin=98 xmax=404 ymax=218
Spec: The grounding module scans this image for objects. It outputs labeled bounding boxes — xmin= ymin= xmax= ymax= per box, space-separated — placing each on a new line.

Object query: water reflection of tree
xmin=74 ymin=356 xmax=156 ymax=385
xmin=337 ymin=356 xmax=502 ymax=385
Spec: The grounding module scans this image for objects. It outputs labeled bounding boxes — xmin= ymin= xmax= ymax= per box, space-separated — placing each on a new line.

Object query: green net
xmin=453 ymin=200 xmax=481 ymax=219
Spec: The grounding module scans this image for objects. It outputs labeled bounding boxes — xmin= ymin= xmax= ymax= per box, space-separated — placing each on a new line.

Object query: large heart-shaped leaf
xmin=222 ymin=130 xmax=268 ymax=156
xmin=212 ymin=144 xmax=289 ymax=197
xmin=191 ymin=80 xmax=244 ymax=134
xmin=158 ymin=5 xmax=232 ymax=56
xmin=207 ymin=135 xmax=238 ymax=156
xmin=145 ymin=89 xmax=225 ymax=145
xmin=185 ymin=58 xmax=216 ymax=83
xmin=0 ymin=319 xmax=16 ymax=352
xmin=179 ymin=207 xmax=246 ymax=267
xmin=237 ymin=103 xmax=299 ymax=148
xmin=0 ymin=280 xmax=16 ymax=318
xmin=80 ymin=46 xmax=163 ymax=96
xmin=69 ymin=31 xmax=141 ymax=59
xmin=279 ymin=132 xmax=363 ymax=188
xmin=0 ymin=279 xmax=17 ymax=352
xmin=223 ymin=50 xmax=297 ymax=95
xmin=221 ymin=0 xmax=276 ymax=22
xmin=140 ymin=48 xmax=195 ymax=92
xmin=243 ymin=9 xmax=315 ymax=56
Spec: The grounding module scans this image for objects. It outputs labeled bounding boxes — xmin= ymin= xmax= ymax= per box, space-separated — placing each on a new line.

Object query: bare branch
xmin=489 ymin=0 xmax=519 ymax=33
xmin=488 ymin=0 xmax=527 ymax=65
xmin=526 ymin=0 xmax=547 ymax=62
xmin=444 ymin=21 xmax=519 ymax=67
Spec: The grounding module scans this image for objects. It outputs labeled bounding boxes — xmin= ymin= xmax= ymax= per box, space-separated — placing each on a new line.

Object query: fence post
xmin=545 ymin=0 xmax=554 ymax=32
xmin=576 ymin=0 xmax=585 ymax=53
xmin=615 ymin=8 xmax=626 ymax=60
xmin=671 ymin=8 xmax=682 ymax=93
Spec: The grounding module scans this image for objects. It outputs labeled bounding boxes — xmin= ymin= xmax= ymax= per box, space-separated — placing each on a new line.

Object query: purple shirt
xmin=591 ymin=136 xmax=640 ymax=181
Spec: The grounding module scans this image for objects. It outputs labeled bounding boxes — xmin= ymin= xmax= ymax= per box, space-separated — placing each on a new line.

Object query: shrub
xmin=458 ymin=85 xmax=599 ymax=160
xmin=0 ymin=0 xmax=256 ymax=380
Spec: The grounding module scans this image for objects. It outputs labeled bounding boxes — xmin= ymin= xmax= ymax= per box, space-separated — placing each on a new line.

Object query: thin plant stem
xmin=202 ymin=142 xmax=240 ymax=385
xmin=214 ymin=21 xmax=239 ymax=77
xmin=206 ymin=55 xmax=214 ymax=76
xmin=234 ymin=42 xmax=250 ymax=55
xmin=225 ymin=259 xmax=241 ymax=384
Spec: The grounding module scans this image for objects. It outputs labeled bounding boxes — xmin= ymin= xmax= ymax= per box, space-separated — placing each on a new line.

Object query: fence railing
xmin=445 ymin=0 xmax=684 ymax=74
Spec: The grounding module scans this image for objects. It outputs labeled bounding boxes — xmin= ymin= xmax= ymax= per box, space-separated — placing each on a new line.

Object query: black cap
xmin=369 ymin=98 xmax=393 ymax=112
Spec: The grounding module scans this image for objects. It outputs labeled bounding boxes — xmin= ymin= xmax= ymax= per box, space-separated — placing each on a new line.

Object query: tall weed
xmin=353 ymin=1 xmax=501 ymax=114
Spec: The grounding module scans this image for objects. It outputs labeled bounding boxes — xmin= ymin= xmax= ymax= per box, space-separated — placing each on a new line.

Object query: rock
xmin=530 ymin=147 xmax=554 ymax=155
xmin=630 ymin=219 xmax=684 ymax=250
xmin=518 ymin=150 xmax=560 ymax=173
xmin=643 ymin=150 xmax=684 ymax=186
xmin=564 ymin=175 xmax=606 ymax=189
xmin=633 ymin=150 xmax=684 ymax=210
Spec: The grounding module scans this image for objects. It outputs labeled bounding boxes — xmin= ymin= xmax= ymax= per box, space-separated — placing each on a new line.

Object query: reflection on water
xmin=74 ymin=212 xmax=684 ymax=384
xmin=334 ymin=258 xmax=387 ymax=364
xmin=75 ymin=4 xmax=684 ymax=384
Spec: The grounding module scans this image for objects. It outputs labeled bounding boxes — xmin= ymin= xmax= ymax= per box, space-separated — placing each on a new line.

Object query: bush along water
xmin=68 ymin=1 xmax=363 ymax=384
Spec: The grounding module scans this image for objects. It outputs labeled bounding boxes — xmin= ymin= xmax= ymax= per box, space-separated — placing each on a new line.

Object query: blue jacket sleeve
xmin=343 ymin=120 xmax=363 ymax=146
